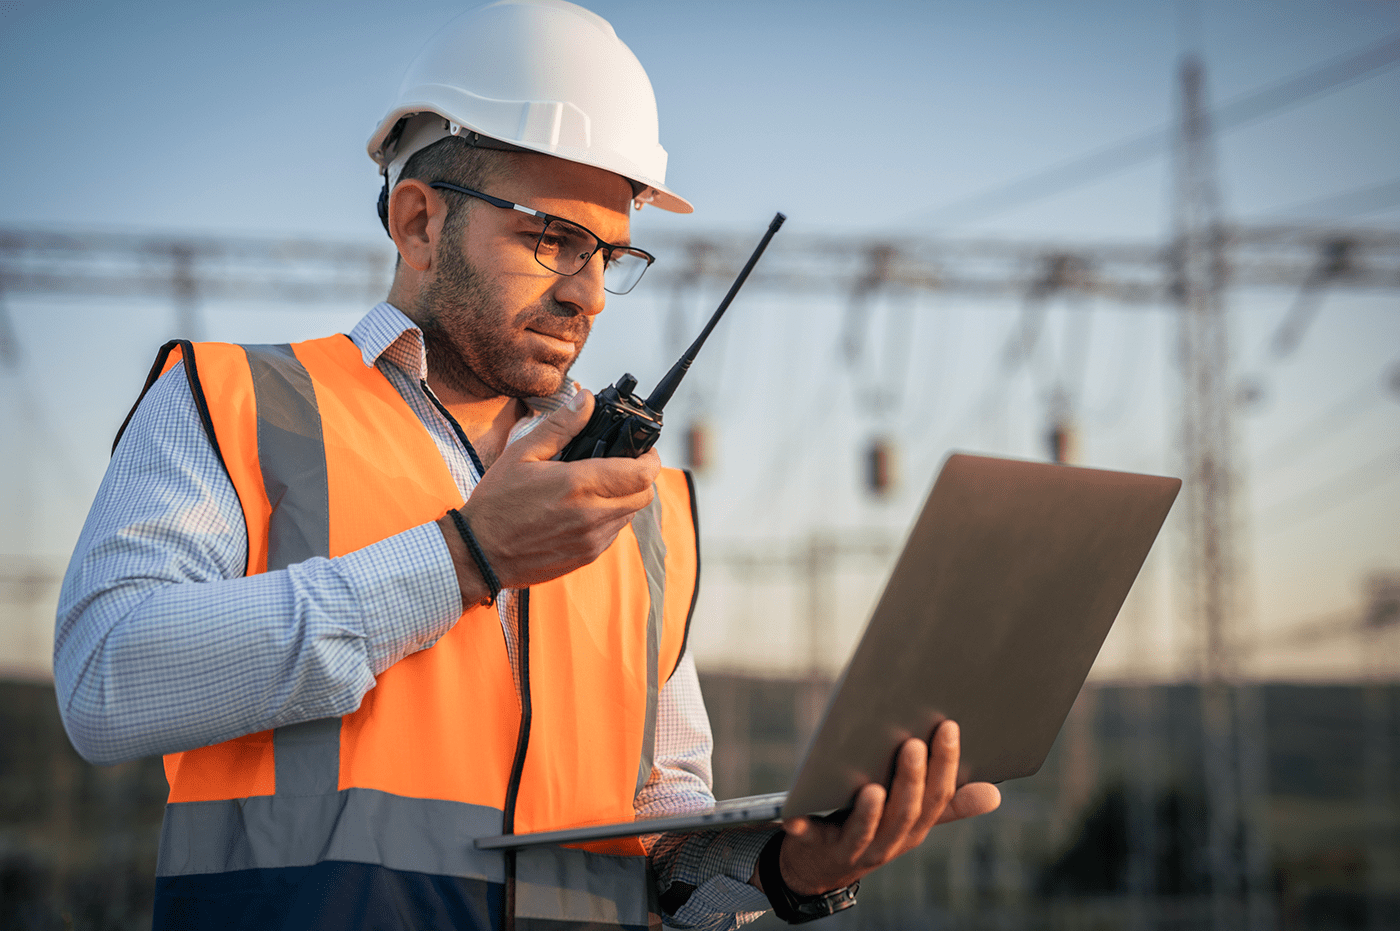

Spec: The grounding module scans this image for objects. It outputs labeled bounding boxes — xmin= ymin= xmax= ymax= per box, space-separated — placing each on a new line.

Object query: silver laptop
xmin=476 ymin=452 xmax=1180 ymax=850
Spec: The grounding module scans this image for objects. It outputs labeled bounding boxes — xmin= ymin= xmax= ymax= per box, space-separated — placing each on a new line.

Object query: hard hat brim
xmin=367 ymin=107 xmax=693 ymax=215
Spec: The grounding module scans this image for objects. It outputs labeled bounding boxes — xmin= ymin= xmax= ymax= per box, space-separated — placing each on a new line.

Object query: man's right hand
xmin=437 ymin=390 xmax=661 ymax=606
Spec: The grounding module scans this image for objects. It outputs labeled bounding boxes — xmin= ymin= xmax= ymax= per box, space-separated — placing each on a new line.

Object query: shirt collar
xmin=349 ymin=302 xmax=429 ymax=380
xmin=349 ymin=301 xmax=578 ymax=423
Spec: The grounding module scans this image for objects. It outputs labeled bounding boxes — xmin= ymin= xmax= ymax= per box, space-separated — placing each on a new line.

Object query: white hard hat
xmin=368 ymin=0 xmax=691 ymax=214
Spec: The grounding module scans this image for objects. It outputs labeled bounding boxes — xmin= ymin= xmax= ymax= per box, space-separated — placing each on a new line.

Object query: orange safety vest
xmin=131 ymin=337 xmax=699 ymax=931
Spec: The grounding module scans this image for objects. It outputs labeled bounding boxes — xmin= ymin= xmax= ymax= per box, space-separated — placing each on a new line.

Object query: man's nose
xmin=553 ymin=250 xmax=608 ymax=317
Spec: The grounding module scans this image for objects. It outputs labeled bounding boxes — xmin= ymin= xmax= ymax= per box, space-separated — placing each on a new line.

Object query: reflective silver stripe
xmin=244 ymin=343 xmax=330 ymax=572
xmin=515 ymin=846 xmax=655 ymax=929
xmin=178 ymin=344 xmax=652 ymax=929
xmin=629 ymin=495 xmax=667 ymax=798
xmin=242 ymin=344 xmax=342 ymax=797
xmin=156 ymin=787 xmax=506 ymax=882
xmin=274 ymin=716 xmax=341 ymax=796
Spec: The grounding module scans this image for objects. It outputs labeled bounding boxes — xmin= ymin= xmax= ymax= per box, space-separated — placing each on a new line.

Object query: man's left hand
xmin=754 ymin=719 xmax=1001 ymax=896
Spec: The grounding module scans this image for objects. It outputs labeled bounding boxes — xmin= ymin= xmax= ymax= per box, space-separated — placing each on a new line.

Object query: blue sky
xmin=2 ymin=0 xmax=1396 ymax=236
xmin=1 ymin=1 xmax=1397 ymax=679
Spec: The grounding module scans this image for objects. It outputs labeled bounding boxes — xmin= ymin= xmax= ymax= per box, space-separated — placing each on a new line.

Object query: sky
xmin=1 ymin=0 xmax=1397 ymax=681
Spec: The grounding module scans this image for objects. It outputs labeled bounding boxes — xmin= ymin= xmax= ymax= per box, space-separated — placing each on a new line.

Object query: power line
xmin=1256 ymin=443 xmax=1400 ymax=537
xmin=1252 ymin=373 xmax=1388 ymax=469
xmin=1252 ymin=177 xmax=1400 ymax=221
xmin=1235 ymin=605 xmax=1359 ymax=656
xmin=907 ymin=33 xmax=1400 ymax=228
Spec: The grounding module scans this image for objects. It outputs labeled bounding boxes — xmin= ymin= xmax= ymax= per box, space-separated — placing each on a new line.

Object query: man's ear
xmin=389 ymin=179 xmax=446 ymax=272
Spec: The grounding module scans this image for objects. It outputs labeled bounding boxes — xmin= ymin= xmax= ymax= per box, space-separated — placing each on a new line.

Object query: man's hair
xmin=396 ymin=135 xmax=514 ymax=241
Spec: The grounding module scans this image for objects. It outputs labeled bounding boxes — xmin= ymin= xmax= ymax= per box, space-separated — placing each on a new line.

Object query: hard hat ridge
xmin=368 ymin=0 xmax=691 ymax=214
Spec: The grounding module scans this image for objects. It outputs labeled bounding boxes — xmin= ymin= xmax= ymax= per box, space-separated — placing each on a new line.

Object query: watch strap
xmin=757 ymin=831 xmax=859 ymax=924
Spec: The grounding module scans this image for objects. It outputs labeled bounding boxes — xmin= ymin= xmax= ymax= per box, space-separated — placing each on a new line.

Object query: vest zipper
xmin=502 ymin=588 xmax=531 ymax=931
xmin=421 ymin=381 xmax=489 ymax=476
xmin=418 ymin=379 xmax=530 ymax=929
xmin=502 ymin=588 xmax=532 ymax=832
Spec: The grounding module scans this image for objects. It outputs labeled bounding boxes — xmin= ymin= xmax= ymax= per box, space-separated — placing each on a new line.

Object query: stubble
xmin=418 ymin=228 xmax=591 ymax=400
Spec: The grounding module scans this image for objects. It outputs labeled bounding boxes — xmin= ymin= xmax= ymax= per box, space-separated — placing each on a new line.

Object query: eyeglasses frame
xmin=428 ymin=181 xmax=655 ymax=295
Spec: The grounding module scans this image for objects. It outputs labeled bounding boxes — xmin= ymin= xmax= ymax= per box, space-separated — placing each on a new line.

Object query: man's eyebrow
xmin=561 ymin=213 xmax=636 ymax=249
xmin=503 ymin=209 xmax=547 ymax=230
xmin=597 ymin=221 xmax=634 ymax=248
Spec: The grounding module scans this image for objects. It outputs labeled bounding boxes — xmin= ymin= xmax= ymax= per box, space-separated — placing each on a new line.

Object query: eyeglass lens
xmin=536 ymin=219 xmax=651 ymax=295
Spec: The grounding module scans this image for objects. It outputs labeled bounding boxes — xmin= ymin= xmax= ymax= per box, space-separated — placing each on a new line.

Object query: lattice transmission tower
xmin=1172 ymin=54 xmax=1273 ymax=931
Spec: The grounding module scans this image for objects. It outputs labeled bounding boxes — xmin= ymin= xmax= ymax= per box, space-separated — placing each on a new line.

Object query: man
xmin=54 ymin=2 xmax=999 ymax=928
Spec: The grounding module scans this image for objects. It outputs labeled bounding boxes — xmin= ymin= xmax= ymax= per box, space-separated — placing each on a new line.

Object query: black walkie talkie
xmin=557 ymin=212 xmax=785 ymax=461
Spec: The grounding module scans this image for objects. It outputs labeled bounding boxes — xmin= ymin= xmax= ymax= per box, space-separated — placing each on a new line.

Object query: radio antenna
xmin=644 ymin=212 xmax=785 ymax=412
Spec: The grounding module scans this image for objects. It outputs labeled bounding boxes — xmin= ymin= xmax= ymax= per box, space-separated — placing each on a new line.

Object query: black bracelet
xmin=447 ymin=508 xmax=502 ymax=605
xmin=757 ymin=831 xmax=859 ymax=924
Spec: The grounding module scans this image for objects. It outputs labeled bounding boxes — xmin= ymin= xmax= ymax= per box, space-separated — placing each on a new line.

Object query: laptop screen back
xmin=782 ymin=453 xmax=1179 ymax=818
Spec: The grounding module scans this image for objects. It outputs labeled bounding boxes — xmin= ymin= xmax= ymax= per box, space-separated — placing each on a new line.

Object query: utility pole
xmin=171 ymin=243 xmax=200 ymax=341
xmin=0 ymin=285 xmax=34 ymax=554
xmin=1362 ymin=573 xmax=1399 ymax=931
xmin=1172 ymin=55 xmax=1271 ymax=931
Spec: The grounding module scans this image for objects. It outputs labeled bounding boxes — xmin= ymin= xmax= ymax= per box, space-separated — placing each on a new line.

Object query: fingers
xmin=508 ymin=389 xmax=664 ymax=487
xmin=862 ymin=739 xmax=926 ymax=863
xmin=937 ymin=782 xmax=1002 ymax=824
xmin=781 ymin=816 xmax=812 ymax=839
xmin=906 ymin=721 xmax=959 ymax=844
xmin=513 ymin=389 xmax=596 ymax=462
xmin=772 ymin=721 xmax=1001 ymax=897
xmin=777 ymin=784 xmax=884 ymax=896
xmin=497 ymin=387 xmax=660 ymax=502
xmin=861 ymin=723 xmax=958 ymax=860
xmin=842 ymin=783 xmax=886 ymax=864
xmin=455 ymin=391 xmax=663 ymax=590
xmin=569 ymin=448 xmax=662 ymax=500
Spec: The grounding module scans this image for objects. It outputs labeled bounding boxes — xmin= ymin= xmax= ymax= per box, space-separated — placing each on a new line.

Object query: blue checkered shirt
xmin=54 ymin=302 xmax=772 ymax=930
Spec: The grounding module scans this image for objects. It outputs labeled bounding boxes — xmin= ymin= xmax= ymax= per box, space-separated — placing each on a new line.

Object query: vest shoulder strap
xmin=678 ymin=468 xmax=700 ymax=675
xmin=113 ymin=339 xmax=222 ymax=459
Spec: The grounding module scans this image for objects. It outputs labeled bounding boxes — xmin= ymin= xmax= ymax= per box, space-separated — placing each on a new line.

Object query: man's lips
xmin=525 ymin=327 xmax=585 ymax=354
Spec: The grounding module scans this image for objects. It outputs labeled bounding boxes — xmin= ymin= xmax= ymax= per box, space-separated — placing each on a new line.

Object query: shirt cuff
xmin=659 ymin=825 xmax=775 ymax=928
xmin=334 ymin=520 xmax=463 ymax=674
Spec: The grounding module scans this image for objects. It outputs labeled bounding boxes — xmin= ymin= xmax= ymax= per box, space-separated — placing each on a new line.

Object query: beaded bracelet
xmin=447 ymin=508 xmax=502 ymax=605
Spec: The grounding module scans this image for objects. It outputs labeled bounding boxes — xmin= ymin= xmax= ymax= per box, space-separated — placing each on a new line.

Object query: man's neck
xmin=426 ymin=377 xmax=526 ymax=470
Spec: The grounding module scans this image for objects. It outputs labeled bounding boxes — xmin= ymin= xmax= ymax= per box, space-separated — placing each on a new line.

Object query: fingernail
xmin=567 ymin=392 xmax=586 ymax=412
xmin=940 ymin=721 xmax=959 ymax=746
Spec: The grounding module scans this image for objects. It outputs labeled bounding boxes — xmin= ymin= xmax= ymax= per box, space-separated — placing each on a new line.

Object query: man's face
xmin=418 ymin=154 xmax=634 ymax=400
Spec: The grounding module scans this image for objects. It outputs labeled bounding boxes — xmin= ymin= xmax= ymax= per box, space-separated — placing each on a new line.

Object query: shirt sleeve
xmin=53 ymin=363 xmax=464 ymax=766
xmin=641 ymin=652 xmax=774 ymax=930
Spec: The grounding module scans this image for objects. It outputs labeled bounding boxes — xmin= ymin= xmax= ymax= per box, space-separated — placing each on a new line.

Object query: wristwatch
xmin=757 ymin=831 xmax=860 ymax=924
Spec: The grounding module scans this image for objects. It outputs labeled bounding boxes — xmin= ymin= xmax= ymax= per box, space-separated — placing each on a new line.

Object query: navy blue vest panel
xmin=153 ymin=862 xmax=501 ymax=931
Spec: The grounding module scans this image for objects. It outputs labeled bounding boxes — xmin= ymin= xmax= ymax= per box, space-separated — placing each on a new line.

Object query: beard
xmin=417 ymin=229 xmax=592 ymax=399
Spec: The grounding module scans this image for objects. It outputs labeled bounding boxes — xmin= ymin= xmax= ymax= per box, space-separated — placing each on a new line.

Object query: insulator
xmin=865 ymin=437 xmax=897 ymax=496
xmin=1236 ymin=377 xmax=1266 ymax=411
xmin=1365 ymin=573 xmax=1400 ymax=630
xmin=684 ymin=420 xmax=710 ymax=473
xmin=1047 ymin=420 xmax=1076 ymax=464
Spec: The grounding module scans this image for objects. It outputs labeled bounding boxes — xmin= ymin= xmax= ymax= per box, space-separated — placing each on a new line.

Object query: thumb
xmin=511 ymin=389 xmax=595 ymax=463
xmin=781 ymin=817 xmax=812 ymax=838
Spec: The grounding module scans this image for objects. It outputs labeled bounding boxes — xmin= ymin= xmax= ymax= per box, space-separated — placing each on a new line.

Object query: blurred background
xmin=1 ymin=0 xmax=1397 ymax=928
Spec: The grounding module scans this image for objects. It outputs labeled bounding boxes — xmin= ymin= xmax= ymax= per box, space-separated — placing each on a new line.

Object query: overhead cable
xmin=1253 ymin=374 xmax=1387 ymax=468
xmin=912 ymin=33 xmax=1400 ymax=228
xmin=1256 ymin=442 xmax=1400 ymax=537
xmin=1252 ymin=177 xmax=1400 ymax=221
